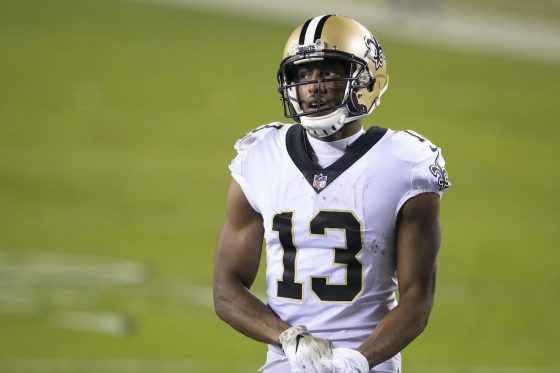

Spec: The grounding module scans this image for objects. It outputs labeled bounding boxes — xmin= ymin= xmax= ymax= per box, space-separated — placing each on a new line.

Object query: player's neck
xmin=309 ymin=119 xmax=363 ymax=142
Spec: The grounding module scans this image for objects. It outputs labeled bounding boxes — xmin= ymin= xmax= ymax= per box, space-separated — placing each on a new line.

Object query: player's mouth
xmin=307 ymin=99 xmax=341 ymax=118
xmin=306 ymin=100 xmax=330 ymax=112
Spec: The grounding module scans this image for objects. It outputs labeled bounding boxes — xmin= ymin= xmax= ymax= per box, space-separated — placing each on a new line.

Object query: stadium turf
xmin=0 ymin=0 xmax=558 ymax=371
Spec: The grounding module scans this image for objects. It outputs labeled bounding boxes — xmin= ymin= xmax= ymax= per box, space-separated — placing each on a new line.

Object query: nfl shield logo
xmin=312 ymin=173 xmax=328 ymax=190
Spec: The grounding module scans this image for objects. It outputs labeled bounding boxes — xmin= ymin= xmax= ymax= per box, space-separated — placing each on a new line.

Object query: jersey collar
xmin=286 ymin=124 xmax=388 ymax=193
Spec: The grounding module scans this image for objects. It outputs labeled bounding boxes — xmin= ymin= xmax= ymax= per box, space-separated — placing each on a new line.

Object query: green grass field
xmin=1 ymin=0 xmax=559 ymax=371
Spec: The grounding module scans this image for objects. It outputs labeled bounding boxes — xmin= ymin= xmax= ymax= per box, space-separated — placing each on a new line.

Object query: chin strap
xmin=300 ymin=107 xmax=350 ymax=138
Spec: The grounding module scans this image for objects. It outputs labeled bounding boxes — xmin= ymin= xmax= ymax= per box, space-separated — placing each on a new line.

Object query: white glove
xmin=279 ymin=325 xmax=334 ymax=373
xmin=332 ymin=348 xmax=369 ymax=373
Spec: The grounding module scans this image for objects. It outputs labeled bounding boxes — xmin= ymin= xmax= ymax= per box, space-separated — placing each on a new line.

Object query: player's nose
xmin=309 ymin=67 xmax=322 ymax=80
xmin=307 ymin=69 xmax=327 ymax=94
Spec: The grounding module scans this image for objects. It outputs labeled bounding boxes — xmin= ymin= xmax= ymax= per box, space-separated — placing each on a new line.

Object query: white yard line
xmin=0 ymin=249 xmax=262 ymax=314
xmin=0 ymin=250 xmax=239 ymax=336
xmin=50 ymin=310 xmax=133 ymax=336
xmin=128 ymin=0 xmax=560 ymax=64
xmin=0 ymin=251 xmax=146 ymax=286
xmin=0 ymin=251 xmax=209 ymax=335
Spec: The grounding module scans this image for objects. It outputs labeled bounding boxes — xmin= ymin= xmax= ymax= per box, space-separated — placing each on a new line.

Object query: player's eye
xmin=297 ymin=70 xmax=311 ymax=81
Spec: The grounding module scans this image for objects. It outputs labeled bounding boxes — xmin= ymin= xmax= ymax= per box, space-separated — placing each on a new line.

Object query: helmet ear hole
xmin=357 ymin=69 xmax=375 ymax=93
xmin=348 ymin=92 xmax=367 ymax=115
xmin=367 ymin=77 xmax=376 ymax=92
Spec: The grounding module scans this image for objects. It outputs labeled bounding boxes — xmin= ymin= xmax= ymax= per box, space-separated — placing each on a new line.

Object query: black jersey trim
xmin=286 ymin=124 xmax=388 ymax=193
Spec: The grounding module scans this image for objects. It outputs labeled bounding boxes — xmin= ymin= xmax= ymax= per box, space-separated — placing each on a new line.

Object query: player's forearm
xmin=357 ymin=293 xmax=433 ymax=367
xmin=213 ymin=278 xmax=290 ymax=345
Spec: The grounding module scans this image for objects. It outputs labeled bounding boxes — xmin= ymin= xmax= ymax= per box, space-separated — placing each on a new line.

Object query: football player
xmin=213 ymin=15 xmax=450 ymax=373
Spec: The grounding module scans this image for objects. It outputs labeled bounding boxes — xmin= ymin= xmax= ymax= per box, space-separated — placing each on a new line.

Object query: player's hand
xmin=332 ymin=348 xmax=369 ymax=373
xmin=279 ymin=325 xmax=334 ymax=373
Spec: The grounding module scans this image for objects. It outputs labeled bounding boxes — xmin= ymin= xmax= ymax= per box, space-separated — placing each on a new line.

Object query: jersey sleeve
xmin=228 ymin=123 xmax=286 ymax=213
xmin=229 ymin=152 xmax=260 ymax=214
xmin=393 ymin=130 xmax=451 ymax=215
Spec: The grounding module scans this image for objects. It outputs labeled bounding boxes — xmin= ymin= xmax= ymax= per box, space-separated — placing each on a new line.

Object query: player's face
xmin=294 ymin=60 xmax=349 ymax=117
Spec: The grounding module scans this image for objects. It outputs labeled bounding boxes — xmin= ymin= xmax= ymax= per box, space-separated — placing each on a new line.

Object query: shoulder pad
xmin=235 ymin=122 xmax=287 ymax=152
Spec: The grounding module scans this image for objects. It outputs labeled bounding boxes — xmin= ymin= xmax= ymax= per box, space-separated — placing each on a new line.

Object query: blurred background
xmin=1 ymin=0 xmax=559 ymax=371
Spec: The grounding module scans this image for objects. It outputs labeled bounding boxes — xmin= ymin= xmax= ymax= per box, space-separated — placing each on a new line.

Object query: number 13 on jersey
xmin=272 ymin=210 xmax=364 ymax=303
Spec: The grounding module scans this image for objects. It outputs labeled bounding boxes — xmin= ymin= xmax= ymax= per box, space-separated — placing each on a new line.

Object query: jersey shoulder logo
xmin=429 ymin=153 xmax=450 ymax=191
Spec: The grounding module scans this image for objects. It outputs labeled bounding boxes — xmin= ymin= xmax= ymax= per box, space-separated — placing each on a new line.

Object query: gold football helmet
xmin=277 ymin=15 xmax=388 ymax=137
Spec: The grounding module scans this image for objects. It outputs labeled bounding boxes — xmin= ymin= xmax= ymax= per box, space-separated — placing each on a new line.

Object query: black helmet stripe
xmin=299 ymin=15 xmax=334 ymax=45
xmin=298 ymin=18 xmax=312 ymax=45
xmin=313 ymin=15 xmax=333 ymax=44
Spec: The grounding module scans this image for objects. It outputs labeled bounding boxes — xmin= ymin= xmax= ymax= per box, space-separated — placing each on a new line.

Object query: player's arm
xmin=357 ymin=192 xmax=441 ymax=367
xmin=213 ymin=179 xmax=290 ymax=344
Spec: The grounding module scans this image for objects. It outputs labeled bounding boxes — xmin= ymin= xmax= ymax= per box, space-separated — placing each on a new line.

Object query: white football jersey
xmin=229 ymin=123 xmax=450 ymax=370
